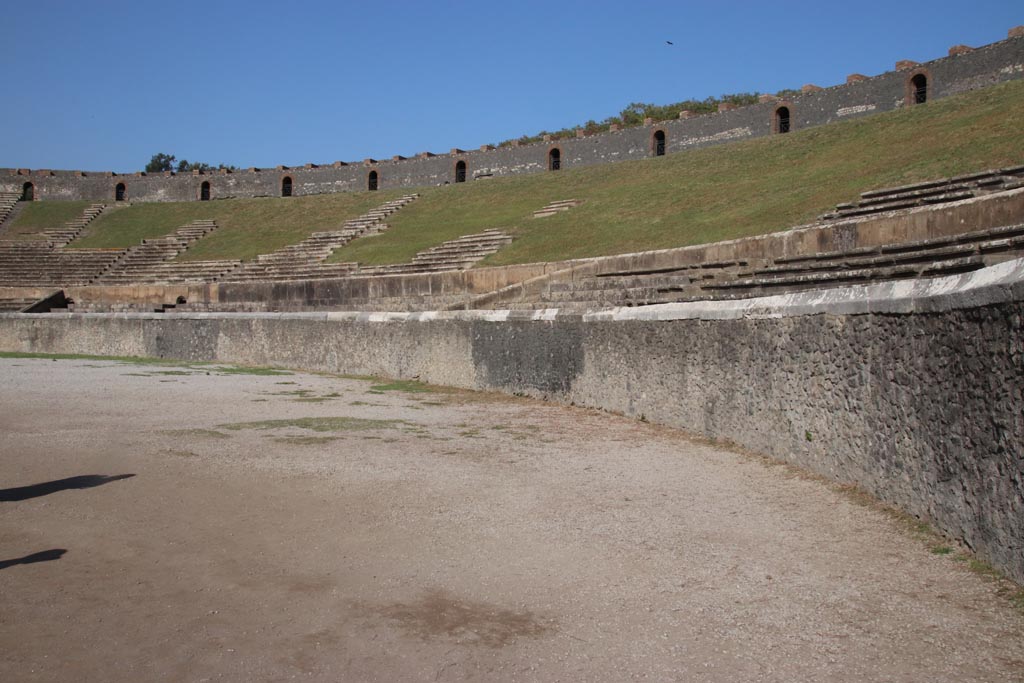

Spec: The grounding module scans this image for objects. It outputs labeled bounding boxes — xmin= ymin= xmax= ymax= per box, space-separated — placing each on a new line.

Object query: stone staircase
xmin=533 ymin=199 xmax=582 ymax=219
xmin=0 ymin=192 xmax=21 ymax=227
xmin=0 ymin=241 xmax=127 ymax=287
xmin=40 ymin=203 xmax=107 ymax=247
xmin=357 ymin=229 xmax=513 ymax=276
xmin=93 ymin=220 xmax=221 ymax=285
xmin=819 ymin=166 xmax=1024 ymax=221
xmin=221 ymin=194 xmax=419 ymax=283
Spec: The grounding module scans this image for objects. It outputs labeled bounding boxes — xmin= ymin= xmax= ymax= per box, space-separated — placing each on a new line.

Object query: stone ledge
xmin=2 ymin=259 xmax=1021 ymax=324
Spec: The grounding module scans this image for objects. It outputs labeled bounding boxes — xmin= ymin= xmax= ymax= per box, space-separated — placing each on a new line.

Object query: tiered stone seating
xmin=0 ymin=241 xmax=126 ymax=287
xmin=533 ymin=199 xmax=582 ymax=218
xmin=819 ymin=166 xmax=1024 ymax=220
xmin=221 ymin=194 xmax=419 ymax=282
xmin=39 ymin=203 xmax=107 ymax=246
xmin=94 ymin=220 xmax=220 ymax=285
xmin=494 ymin=221 xmax=1024 ymax=312
xmin=696 ymin=222 xmax=1024 ymax=297
xmin=0 ymin=192 xmax=20 ymax=227
xmin=0 ymin=296 xmax=37 ymax=312
xmin=357 ymin=229 xmax=513 ymax=276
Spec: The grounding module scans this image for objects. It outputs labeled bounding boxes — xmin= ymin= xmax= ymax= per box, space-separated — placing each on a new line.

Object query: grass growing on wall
xmin=330 ymin=79 xmax=1024 ymax=266
xmin=73 ymin=190 xmax=405 ymax=261
xmin=46 ymin=79 xmax=1024 ymax=266
xmin=5 ymin=200 xmax=94 ymax=239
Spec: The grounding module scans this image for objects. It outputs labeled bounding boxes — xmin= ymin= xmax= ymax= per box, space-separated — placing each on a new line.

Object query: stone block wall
xmin=4 ymin=32 xmax=1023 ymax=203
xmin=2 ymin=260 xmax=1022 ymax=582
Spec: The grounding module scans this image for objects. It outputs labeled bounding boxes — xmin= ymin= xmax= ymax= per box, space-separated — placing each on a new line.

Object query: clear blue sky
xmin=4 ymin=1 xmax=1020 ymax=172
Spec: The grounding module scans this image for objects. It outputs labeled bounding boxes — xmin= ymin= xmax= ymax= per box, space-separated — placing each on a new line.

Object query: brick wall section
xmin=3 ymin=34 xmax=1023 ymax=202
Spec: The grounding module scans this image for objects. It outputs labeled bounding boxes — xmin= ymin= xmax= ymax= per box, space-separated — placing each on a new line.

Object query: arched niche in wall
xmin=115 ymin=183 xmax=126 ymax=202
xmin=651 ymin=129 xmax=666 ymax=156
xmin=774 ymin=105 xmax=792 ymax=134
xmin=200 ymin=181 xmax=211 ymax=201
xmin=21 ymin=182 xmax=34 ymax=201
xmin=454 ymin=160 xmax=467 ymax=183
xmin=368 ymin=170 xmax=379 ymax=191
xmin=907 ymin=71 xmax=929 ymax=105
xmin=548 ymin=147 xmax=561 ymax=171
xmin=281 ymin=176 xmax=293 ymax=197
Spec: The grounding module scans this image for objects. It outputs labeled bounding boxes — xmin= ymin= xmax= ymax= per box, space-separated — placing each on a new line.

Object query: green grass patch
xmin=5 ymin=200 xmax=93 ymax=239
xmin=369 ymin=380 xmax=445 ymax=394
xmin=271 ymin=435 xmax=341 ymax=446
xmin=72 ymin=189 xmax=406 ymax=261
xmin=19 ymin=82 xmax=1024 ymax=268
xmin=0 ymin=352 xmax=292 ymax=377
xmin=328 ymin=80 xmax=1024 ymax=266
xmin=160 ymin=429 xmax=231 ymax=440
xmin=217 ymin=416 xmax=411 ymax=432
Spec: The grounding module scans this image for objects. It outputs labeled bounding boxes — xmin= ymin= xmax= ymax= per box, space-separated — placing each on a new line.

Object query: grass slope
xmin=39 ymin=79 xmax=1024 ymax=266
xmin=330 ymin=79 xmax=1024 ymax=266
xmin=73 ymin=190 xmax=405 ymax=261
xmin=4 ymin=200 xmax=93 ymax=239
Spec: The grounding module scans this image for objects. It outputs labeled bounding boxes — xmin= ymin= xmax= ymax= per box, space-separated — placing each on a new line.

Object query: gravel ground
xmin=0 ymin=357 xmax=1022 ymax=682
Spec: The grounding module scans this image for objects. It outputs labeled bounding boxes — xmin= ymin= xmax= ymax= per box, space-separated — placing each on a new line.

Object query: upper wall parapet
xmin=4 ymin=27 xmax=1024 ymax=203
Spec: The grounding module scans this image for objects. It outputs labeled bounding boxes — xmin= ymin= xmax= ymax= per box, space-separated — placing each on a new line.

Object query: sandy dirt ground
xmin=0 ymin=356 xmax=1022 ymax=682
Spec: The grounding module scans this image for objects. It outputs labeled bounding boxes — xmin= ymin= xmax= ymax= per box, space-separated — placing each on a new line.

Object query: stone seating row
xmin=93 ymin=220 xmax=219 ymax=284
xmin=510 ymin=221 xmax=1024 ymax=312
xmin=0 ymin=192 xmax=21 ymax=227
xmin=220 ymin=194 xmax=420 ymax=282
xmin=0 ymin=247 xmax=127 ymax=287
xmin=357 ymin=230 xmax=513 ymax=276
xmin=820 ymin=166 xmax=1024 ymax=220
xmin=41 ymin=203 xmax=106 ymax=246
xmin=533 ymin=199 xmax=582 ymax=219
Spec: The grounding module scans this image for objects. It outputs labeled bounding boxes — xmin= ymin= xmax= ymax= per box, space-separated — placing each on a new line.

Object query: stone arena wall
xmin=4 ymin=32 xmax=1023 ymax=203
xmin=2 ymin=260 xmax=1022 ymax=583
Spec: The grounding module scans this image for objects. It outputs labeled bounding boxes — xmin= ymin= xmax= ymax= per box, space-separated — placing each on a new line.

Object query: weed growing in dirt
xmin=218 ymin=417 xmax=412 ymax=433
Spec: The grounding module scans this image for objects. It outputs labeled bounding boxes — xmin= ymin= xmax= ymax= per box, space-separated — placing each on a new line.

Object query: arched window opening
xmin=653 ymin=130 xmax=666 ymax=156
xmin=21 ymin=182 xmax=34 ymax=202
xmin=200 ymin=181 xmax=210 ymax=201
xmin=548 ymin=148 xmax=561 ymax=171
xmin=455 ymin=160 xmax=467 ymax=183
xmin=776 ymin=106 xmax=791 ymax=134
xmin=281 ymin=176 xmax=293 ymax=197
xmin=911 ymin=74 xmax=928 ymax=104
xmin=368 ymin=170 xmax=379 ymax=191
xmin=115 ymin=183 xmax=126 ymax=202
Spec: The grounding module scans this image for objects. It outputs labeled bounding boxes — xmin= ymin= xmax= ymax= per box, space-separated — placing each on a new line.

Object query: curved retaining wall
xmin=1 ymin=260 xmax=1022 ymax=582
xmin=4 ymin=33 xmax=1023 ymax=202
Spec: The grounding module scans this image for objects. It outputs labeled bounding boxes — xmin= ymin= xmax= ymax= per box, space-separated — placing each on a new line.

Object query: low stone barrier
xmin=1 ymin=260 xmax=1022 ymax=583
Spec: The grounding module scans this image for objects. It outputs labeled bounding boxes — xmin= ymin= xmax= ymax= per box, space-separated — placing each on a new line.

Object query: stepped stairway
xmin=819 ymin=166 xmax=1024 ymax=221
xmin=221 ymin=194 xmax=419 ymax=283
xmin=533 ymin=199 xmax=582 ymax=219
xmin=40 ymin=203 xmax=107 ymax=246
xmin=0 ymin=241 xmax=126 ymax=287
xmin=93 ymin=220 xmax=224 ymax=285
xmin=356 ymin=229 xmax=513 ymax=276
xmin=0 ymin=192 xmax=21 ymax=228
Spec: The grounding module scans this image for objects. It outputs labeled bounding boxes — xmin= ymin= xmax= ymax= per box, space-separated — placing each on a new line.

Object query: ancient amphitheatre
xmin=2 ymin=22 xmax=1024 ymax=683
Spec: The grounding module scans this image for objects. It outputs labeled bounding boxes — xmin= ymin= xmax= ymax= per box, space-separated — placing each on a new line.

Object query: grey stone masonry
xmin=3 ymin=31 xmax=1023 ymax=202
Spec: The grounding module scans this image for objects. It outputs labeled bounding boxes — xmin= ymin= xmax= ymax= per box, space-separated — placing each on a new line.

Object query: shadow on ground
xmin=0 ymin=549 xmax=67 ymax=570
xmin=0 ymin=474 xmax=135 ymax=502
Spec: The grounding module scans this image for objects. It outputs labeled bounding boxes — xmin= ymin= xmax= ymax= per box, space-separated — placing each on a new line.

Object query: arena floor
xmin=1 ymin=357 xmax=1022 ymax=682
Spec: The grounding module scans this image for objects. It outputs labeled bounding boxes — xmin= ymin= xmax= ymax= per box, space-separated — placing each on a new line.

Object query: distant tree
xmin=145 ymin=152 xmax=176 ymax=173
